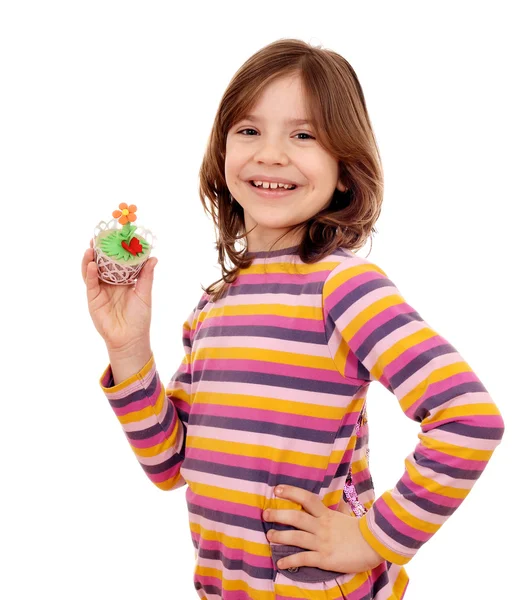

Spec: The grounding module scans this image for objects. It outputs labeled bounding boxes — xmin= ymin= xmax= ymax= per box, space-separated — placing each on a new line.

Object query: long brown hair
xmin=199 ymin=38 xmax=383 ymax=300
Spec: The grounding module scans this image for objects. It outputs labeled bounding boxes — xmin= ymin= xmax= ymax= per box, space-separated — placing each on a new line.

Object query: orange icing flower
xmin=112 ymin=203 xmax=137 ymax=225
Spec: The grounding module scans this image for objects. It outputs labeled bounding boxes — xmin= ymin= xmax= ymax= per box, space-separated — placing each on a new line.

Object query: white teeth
xmin=252 ymin=180 xmax=296 ymax=190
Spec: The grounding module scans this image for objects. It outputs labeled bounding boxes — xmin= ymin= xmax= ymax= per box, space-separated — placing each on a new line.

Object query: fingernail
xmin=275 ymin=486 xmax=283 ymax=495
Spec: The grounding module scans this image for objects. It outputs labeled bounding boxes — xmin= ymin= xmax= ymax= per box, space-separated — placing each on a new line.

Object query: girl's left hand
xmin=264 ymin=485 xmax=384 ymax=574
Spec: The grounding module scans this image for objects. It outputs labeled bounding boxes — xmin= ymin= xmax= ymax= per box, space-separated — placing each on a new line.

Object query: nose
xmin=253 ymin=136 xmax=289 ymax=166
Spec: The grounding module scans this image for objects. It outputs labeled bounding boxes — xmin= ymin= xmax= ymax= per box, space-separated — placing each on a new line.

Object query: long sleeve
xmin=322 ymin=256 xmax=505 ymax=565
xmin=99 ymin=299 xmax=205 ymax=491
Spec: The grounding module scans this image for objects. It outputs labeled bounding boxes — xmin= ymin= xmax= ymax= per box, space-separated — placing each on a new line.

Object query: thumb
xmin=85 ymin=260 xmax=101 ymax=304
xmin=135 ymin=257 xmax=158 ymax=300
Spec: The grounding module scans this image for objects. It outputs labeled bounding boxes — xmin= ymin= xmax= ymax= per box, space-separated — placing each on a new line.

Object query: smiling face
xmin=225 ymin=74 xmax=346 ymax=251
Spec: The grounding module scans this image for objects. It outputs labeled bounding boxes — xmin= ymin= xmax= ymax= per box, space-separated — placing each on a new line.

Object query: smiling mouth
xmin=249 ymin=181 xmax=298 ymax=191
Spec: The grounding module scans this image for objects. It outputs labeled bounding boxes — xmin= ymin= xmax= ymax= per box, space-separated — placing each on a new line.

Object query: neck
xmin=246 ymin=224 xmax=305 ymax=253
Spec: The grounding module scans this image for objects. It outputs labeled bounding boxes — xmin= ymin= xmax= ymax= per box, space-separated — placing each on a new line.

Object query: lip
xmin=246 ymin=180 xmax=300 ymax=199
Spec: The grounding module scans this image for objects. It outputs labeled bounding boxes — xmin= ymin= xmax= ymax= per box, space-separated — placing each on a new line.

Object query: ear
xmin=336 ymin=163 xmax=348 ymax=193
xmin=336 ymin=179 xmax=348 ymax=193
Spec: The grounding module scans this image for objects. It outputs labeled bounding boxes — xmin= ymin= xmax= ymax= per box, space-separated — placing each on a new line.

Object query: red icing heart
xmin=121 ymin=236 xmax=143 ymax=256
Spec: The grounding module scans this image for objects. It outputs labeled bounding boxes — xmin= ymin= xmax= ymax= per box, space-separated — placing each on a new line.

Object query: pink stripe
xmin=205 ymin=314 xmax=324 ymax=332
xmin=374 ymin=497 xmax=432 ymax=543
xmin=103 ymin=361 xmax=157 ymax=399
xmin=188 ymin=489 xmax=263 ymax=521
xmin=399 ymin=473 xmax=461 ymax=509
xmin=415 ymin=443 xmax=488 ymax=471
xmin=352 ymin=469 xmax=371 ymax=486
xmin=145 ymin=464 xmax=182 ymax=485
xmin=325 ymin=268 xmax=382 ymax=310
xmin=355 ymin=303 xmax=421 ymax=356
xmin=238 ymin=271 xmax=332 ymax=285
xmin=405 ymin=372 xmax=480 ymax=420
xmin=128 ymin=414 xmax=176 ymax=449
xmin=193 ymin=359 xmax=345 ymax=384
xmin=191 ymin=403 xmax=352 ymax=432
xmin=111 ymin=377 xmax=162 ymax=417
xmin=386 ymin=335 xmax=449 ymax=379
xmin=194 ymin=535 xmax=273 ymax=568
xmin=422 ymin=412 xmax=502 ymax=431
xmin=186 ymin=447 xmax=331 ymax=481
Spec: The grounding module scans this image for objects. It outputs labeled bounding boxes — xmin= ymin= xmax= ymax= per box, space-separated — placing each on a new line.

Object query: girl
xmin=82 ymin=39 xmax=504 ymax=600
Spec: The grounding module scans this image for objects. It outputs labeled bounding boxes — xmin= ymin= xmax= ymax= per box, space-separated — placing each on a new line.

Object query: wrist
xmin=106 ymin=337 xmax=151 ymax=360
xmin=107 ymin=341 xmax=153 ymax=386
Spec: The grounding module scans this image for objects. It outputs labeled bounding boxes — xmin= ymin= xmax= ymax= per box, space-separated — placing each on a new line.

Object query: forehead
xmin=241 ymin=75 xmax=313 ymax=123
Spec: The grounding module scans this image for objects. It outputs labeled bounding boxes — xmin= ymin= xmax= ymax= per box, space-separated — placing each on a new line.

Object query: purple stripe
xmin=193 ymin=367 xmax=361 ymax=396
xmin=195 ymin=324 xmax=326 ymax=344
xmin=227 ymin=280 xmax=325 ymax=296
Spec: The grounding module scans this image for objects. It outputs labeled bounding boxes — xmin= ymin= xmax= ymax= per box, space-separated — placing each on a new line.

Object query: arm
xmin=322 ymin=256 xmax=505 ymax=565
xmin=99 ymin=298 xmax=206 ymax=491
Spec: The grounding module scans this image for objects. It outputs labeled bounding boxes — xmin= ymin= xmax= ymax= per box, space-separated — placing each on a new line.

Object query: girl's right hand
xmin=81 ymin=239 xmax=158 ymax=353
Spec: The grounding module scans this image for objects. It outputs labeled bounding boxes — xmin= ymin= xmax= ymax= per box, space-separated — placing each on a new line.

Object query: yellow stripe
xmin=390 ymin=566 xmax=410 ymax=599
xmin=242 ymin=260 xmax=340 ymax=275
xmin=164 ymin=387 xmax=190 ymax=403
xmin=190 ymin=481 xmax=267 ymax=509
xmin=99 ymin=353 xmax=155 ymax=393
xmin=193 ymin=346 xmax=338 ymax=371
xmin=275 ymin=570 xmax=370 ymax=598
xmin=327 ymin=570 xmax=371 ymax=599
xmin=206 ymin=303 xmax=323 ymax=320
xmin=422 ymin=402 xmax=502 ymax=426
xmin=155 ymin=472 xmax=183 ymax=491
xmin=367 ymin=327 xmax=436 ymax=381
xmin=323 ymin=489 xmax=344 ymax=508
xmin=333 ymin=293 xmax=407 ymax=369
xmin=194 ymin=566 xmax=275 ymax=599
xmin=189 ymin=521 xmax=271 ymax=557
xmin=358 ymin=515 xmax=411 ymax=566
xmin=419 ymin=432 xmax=494 ymax=461
xmin=405 ymin=459 xmax=469 ymax=500
xmin=323 ymin=261 xmax=386 ymax=298
xmin=192 ymin=391 xmax=348 ymax=420
xmin=187 ymin=435 xmax=342 ymax=468
xmin=399 ymin=361 xmax=474 ymax=412
xmin=381 ymin=492 xmax=440 ymax=534
xmin=351 ymin=456 xmax=369 ymax=475
xmin=189 ymin=483 xmax=305 ymax=514
xmin=130 ymin=414 xmax=181 ymax=458
xmin=118 ymin=384 xmax=189 ymax=425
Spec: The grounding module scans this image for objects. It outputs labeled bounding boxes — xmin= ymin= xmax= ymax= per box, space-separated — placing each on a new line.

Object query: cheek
xmin=224 ymin=152 xmax=245 ymax=189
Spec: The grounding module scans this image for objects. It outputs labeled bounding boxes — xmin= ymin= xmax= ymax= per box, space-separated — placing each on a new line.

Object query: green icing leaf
xmin=100 ymin=229 xmax=150 ymax=261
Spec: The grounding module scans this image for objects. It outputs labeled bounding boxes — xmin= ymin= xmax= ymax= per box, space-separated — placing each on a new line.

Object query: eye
xmin=295 ymin=132 xmax=315 ymax=140
xmin=238 ymin=128 xmax=258 ymax=136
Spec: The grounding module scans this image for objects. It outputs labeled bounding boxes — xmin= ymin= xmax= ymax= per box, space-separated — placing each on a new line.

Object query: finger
xmin=274 ymin=486 xmax=326 ymax=519
xmin=277 ymin=550 xmax=322 ymax=571
xmin=90 ymin=238 xmax=93 ymax=249
xmin=266 ymin=508 xmax=317 ymax=534
xmin=268 ymin=529 xmax=318 ymax=551
xmin=81 ymin=248 xmax=95 ymax=283
xmin=134 ymin=257 xmax=158 ymax=302
xmin=85 ymin=260 xmax=101 ymax=302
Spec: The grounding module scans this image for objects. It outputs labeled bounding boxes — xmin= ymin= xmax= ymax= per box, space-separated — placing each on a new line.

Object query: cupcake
xmin=93 ymin=203 xmax=154 ymax=285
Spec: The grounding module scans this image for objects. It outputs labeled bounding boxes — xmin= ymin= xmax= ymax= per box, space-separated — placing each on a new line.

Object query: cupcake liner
xmin=93 ymin=218 xmax=155 ymax=286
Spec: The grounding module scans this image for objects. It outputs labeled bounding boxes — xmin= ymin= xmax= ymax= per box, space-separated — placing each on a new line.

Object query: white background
xmin=1 ymin=1 xmax=521 ymax=598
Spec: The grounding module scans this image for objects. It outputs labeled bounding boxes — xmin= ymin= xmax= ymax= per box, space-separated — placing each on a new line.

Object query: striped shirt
xmin=100 ymin=246 xmax=504 ymax=599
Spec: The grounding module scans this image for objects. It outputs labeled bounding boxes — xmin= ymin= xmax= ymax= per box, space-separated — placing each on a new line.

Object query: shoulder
xmin=323 ymin=249 xmax=389 ymax=298
xmin=184 ymin=291 xmax=212 ymax=335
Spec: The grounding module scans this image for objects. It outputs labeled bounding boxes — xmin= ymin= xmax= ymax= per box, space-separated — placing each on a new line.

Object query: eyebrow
xmin=242 ymin=114 xmax=312 ymax=126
